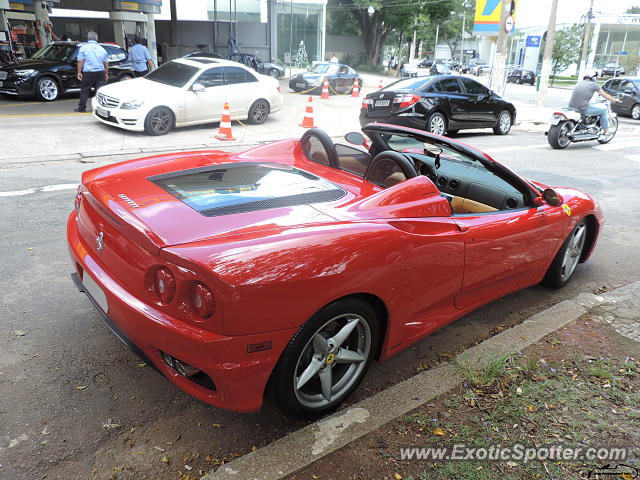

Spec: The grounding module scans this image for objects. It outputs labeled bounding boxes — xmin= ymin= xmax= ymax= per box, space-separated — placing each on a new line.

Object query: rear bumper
xmin=359 ymin=110 xmax=424 ymax=129
xmin=67 ymin=212 xmax=296 ymax=412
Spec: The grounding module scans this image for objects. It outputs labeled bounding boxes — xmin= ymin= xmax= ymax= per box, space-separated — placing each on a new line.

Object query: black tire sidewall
xmin=270 ymin=298 xmax=380 ymax=418
xmin=493 ymin=110 xmax=512 ymax=135
xmin=542 ymin=218 xmax=587 ymax=288
xmin=548 ymin=122 xmax=571 ymax=149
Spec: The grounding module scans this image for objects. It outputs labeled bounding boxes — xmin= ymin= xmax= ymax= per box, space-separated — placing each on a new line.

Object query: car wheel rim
xmin=601 ymin=117 xmax=618 ymax=141
xmin=151 ymin=110 xmax=171 ymax=134
xmin=499 ymin=112 xmax=511 ymax=133
xmin=429 ymin=115 xmax=445 ymax=135
xmin=269 ymin=70 xmax=278 ymax=78
xmin=632 ymin=105 xmax=640 ymax=120
xmin=560 ymin=221 xmax=586 ymax=282
xmin=252 ymin=102 xmax=268 ymax=122
xmin=558 ymin=122 xmax=572 ymax=147
xmin=293 ymin=313 xmax=371 ymax=409
xmin=40 ymin=79 xmax=58 ymax=100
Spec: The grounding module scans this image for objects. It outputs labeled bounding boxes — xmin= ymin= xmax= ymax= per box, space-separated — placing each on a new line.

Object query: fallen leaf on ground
xmin=15 ymin=330 xmax=26 ymax=337
xmin=76 ymin=386 xmax=87 ymax=390
xmin=433 ymin=427 xmax=445 ymax=436
xmin=161 ymin=455 xmax=169 ymax=463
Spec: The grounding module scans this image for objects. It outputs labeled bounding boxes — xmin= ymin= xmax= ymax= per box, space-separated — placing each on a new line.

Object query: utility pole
xmin=490 ymin=0 xmax=512 ymax=93
xmin=459 ymin=14 xmax=466 ymax=64
xmin=409 ymin=18 xmax=417 ymax=64
xmin=578 ymin=0 xmax=594 ymax=79
xmin=434 ymin=23 xmax=439 ymax=59
xmin=537 ymin=0 xmax=559 ymax=108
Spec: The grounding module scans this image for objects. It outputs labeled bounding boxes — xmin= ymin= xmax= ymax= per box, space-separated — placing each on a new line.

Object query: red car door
xmin=452 ymin=206 xmax=565 ymax=310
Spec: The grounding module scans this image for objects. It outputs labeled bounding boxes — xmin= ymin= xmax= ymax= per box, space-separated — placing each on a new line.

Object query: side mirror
xmin=345 ymin=132 xmax=367 ymax=147
xmin=541 ymin=188 xmax=563 ymax=207
xmin=192 ymin=83 xmax=206 ymax=93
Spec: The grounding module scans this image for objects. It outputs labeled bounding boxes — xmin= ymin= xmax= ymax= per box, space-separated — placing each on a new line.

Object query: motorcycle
xmin=547 ymin=100 xmax=618 ymax=149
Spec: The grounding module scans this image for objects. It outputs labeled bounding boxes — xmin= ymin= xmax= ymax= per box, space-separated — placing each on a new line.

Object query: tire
xmin=515 ymin=78 xmax=520 ymax=84
xmin=427 ymin=112 xmax=447 ymax=135
xmin=597 ymin=115 xmax=618 ymax=144
xmin=247 ymin=99 xmax=270 ymax=125
xmin=119 ymin=73 xmax=134 ymax=81
xmin=548 ymin=121 xmax=573 ymax=149
xmin=447 ymin=129 xmax=459 ymax=136
xmin=270 ymin=298 xmax=380 ymax=417
xmin=144 ymin=106 xmax=174 ymax=136
xmin=542 ymin=218 xmax=588 ymax=288
xmin=36 ymin=76 xmax=59 ymax=102
xmin=268 ymin=69 xmax=279 ymax=79
xmin=631 ymin=103 xmax=640 ymax=121
xmin=493 ymin=110 xmax=512 ymax=135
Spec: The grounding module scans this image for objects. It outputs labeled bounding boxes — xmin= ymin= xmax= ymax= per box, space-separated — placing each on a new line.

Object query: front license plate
xmin=296 ymin=82 xmax=305 ymax=88
xmin=96 ymin=107 xmax=109 ymax=118
xmin=375 ymin=100 xmax=390 ymax=107
xmin=0 ymin=71 xmax=6 ymax=80
xmin=83 ymin=272 xmax=109 ymax=313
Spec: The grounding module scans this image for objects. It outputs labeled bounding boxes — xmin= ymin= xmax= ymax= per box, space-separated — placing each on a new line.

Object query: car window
xmin=335 ymin=144 xmax=371 ymax=176
xmin=605 ymin=80 xmax=620 ymax=91
xmin=105 ymin=46 xmax=126 ymax=63
xmin=146 ymin=61 xmax=199 ymax=88
xmin=32 ymin=43 xmax=78 ymax=61
xmin=224 ymin=66 xmax=254 ymax=84
xmin=461 ymin=78 xmax=486 ymax=95
xmin=439 ymin=78 xmax=462 ymax=94
xmin=347 ymin=66 xmax=356 ymax=74
xmin=385 ymin=77 xmax=431 ymax=91
xmin=339 ymin=65 xmax=348 ymax=74
xmin=424 ymin=81 xmax=442 ymax=93
xmin=197 ymin=67 xmax=224 ymax=88
xmin=618 ymin=80 xmax=633 ymax=92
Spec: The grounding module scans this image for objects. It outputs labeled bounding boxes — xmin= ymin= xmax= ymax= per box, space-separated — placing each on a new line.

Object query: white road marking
xmin=0 ymin=183 xmax=78 ymax=197
xmin=625 ymin=154 xmax=640 ymax=164
xmin=595 ymin=140 xmax=640 ymax=151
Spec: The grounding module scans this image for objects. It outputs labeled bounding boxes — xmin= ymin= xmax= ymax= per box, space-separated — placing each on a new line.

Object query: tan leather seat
xmin=450 ymin=196 xmax=497 ymax=214
xmin=384 ymin=172 xmax=407 ymax=188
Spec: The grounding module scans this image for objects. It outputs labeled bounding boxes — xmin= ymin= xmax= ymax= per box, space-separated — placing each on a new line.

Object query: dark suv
xmin=602 ymin=77 xmax=640 ymax=120
xmin=0 ymin=41 xmax=134 ymax=101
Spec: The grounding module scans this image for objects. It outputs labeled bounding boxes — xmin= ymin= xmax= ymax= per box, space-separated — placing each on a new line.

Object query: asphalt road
xmin=1 ymin=93 xmax=640 ymax=479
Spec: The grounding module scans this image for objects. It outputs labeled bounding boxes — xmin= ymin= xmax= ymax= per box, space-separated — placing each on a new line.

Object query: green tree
xmin=541 ymin=24 xmax=584 ymax=83
xmin=626 ymin=6 xmax=640 ymax=13
xmin=328 ymin=0 xmax=455 ymax=67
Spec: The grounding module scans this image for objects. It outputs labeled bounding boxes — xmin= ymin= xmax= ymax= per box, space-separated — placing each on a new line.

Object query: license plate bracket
xmin=375 ymin=99 xmax=390 ymax=107
xmin=96 ymin=107 xmax=109 ymax=118
xmin=296 ymin=83 xmax=305 ymax=88
xmin=83 ymin=272 xmax=109 ymax=313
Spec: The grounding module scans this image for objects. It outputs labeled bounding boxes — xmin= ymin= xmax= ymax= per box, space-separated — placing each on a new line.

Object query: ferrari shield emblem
xmin=562 ymin=204 xmax=571 ymax=217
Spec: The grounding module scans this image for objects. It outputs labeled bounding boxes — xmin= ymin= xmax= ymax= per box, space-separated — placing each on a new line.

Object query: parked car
xmin=461 ymin=59 xmax=484 ymax=74
xmin=67 ymin=123 xmax=603 ymax=416
xmin=92 ymin=57 xmax=282 ymax=135
xmin=432 ymin=62 xmax=452 ymax=75
xmin=418 ymin=59 xmax=434 ymax=69
xmin=183 ymin=51 xmax=225 ymax=59
xmin=228 ymin=53 xmax=285 ymax=78
xmin=601 ymin=62 xmax=625 ymax=77
xmin=507 ymin=68 xmax=535 ymax=85
xmin=474 ymin=64 xmax=492 ymax=76
xmin=289 ymin=62 xmax=362 ymax=94
xmin=360 ymin=75 xmax=516 ymax=136
xmin=602 ymin=77 xmax=640 ymax=120
xmin=0 ymin=41 xmax=134 ymax=101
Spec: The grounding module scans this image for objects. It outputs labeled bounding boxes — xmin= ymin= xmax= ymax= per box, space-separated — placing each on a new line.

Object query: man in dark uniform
xmin=74 ymin=31 xmax=108 ymax=112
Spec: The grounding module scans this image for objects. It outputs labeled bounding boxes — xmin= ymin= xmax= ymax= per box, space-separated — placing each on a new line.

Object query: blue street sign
xmin=616 ymin=51 xmax=628 ymax=55
xmin=526 ymin=35 xmax=541 ymax=47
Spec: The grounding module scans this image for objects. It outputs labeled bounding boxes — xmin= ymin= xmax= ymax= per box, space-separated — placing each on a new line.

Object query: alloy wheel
xmin=150 ymin=109 xmax=172 ymax=134
xmin=632 ymin=104 xmax=640 ymax=121
xmin=429 ymin=114 xmax=446 ymax=135
xmin=251 ymin=101 xmax=268 ymax=123
xmin=560 ymin=221 xmax=586 ymax=283
xmin=558 ymin=122 xmax=572 ymax=148
xmin=499 ymin=112 xmax=511 ymax=133
xmin=269 ymin=69 xmax=279 ymax=78
xmin=39 ymin=79 xmax=58 ymax=101
xmin=293 ymin=313 xmax=371 ymax=409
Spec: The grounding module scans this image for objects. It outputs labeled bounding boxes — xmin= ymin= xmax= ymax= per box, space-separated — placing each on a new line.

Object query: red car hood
xmin=82 ymin=150 xmax=340 ymax=249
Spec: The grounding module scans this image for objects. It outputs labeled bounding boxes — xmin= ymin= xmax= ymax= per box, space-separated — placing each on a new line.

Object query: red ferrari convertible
xmin=67 ymin=124 xmax=604 ymax=416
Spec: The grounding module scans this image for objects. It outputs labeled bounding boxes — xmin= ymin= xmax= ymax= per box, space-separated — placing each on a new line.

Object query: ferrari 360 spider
xmin=67 ymin=124 xmax=603 ymax=416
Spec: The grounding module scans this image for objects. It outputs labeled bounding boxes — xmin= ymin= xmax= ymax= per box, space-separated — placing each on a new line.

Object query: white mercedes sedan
xmin=92 ymin=57 xmax=283 ymax=135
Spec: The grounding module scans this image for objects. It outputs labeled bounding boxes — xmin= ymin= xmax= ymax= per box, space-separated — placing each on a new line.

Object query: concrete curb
xmin=204 ymin=281 xmax=640 ymax=480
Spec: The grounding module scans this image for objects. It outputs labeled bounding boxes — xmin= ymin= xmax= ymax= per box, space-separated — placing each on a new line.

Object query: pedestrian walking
xmin=128 ymin=36 xmax=154 ymax=77
xmin=74 ymin=31 xmax=108 ymax=112
xmin=330 ymin=52 xmax=338 ymax=63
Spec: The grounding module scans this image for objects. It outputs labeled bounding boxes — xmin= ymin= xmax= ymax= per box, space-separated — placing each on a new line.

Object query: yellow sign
xmin=473 ymin=0 xmax=517 ymax=35
xmin=120 ymin=1 xmax=139 ymax=11
xmin=9 ymin=2 xmax=25 ymax=10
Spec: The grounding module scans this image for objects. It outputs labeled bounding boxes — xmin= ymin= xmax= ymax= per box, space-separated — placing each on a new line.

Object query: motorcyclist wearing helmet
xmin=569 ymin=75 xmax=621 ymax=135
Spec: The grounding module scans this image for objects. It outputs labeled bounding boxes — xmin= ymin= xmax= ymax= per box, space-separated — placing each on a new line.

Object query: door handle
xmin=456 ymin=223 xmax=470 ymax=233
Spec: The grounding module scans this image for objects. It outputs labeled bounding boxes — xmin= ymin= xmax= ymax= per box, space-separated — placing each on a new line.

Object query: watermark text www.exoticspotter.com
xmin=399 ymin=444 xmax=628 ymax=463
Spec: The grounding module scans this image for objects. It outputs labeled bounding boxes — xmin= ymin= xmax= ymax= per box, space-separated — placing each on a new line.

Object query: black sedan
xmin=0 ymin=41 xmax=134 ymax=101
xmin=601 ymin=62 xmax=625 ymax=77
xmin=359 ymin=75 xmax=516 ymax=136
xmin=507 ymin=68 xmax=535 ymax=85
xmin=289 ymin=62 xmax=362 ymax=94
xmin=602 ymin=77 xmax=640 ymax=120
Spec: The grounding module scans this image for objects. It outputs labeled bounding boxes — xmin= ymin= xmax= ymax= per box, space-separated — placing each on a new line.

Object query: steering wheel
xmin=300 ymin=128 xmax=339 ymax=169
xmin=363 ymin=151 xmax=418 ymax=185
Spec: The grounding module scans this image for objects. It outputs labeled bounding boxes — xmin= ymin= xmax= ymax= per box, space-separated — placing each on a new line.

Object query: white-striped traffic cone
xmin=215 ymin=102 xmax=236 ymax=141
xmin=352 ymin=78 xmax=360 ymax=97
xmin=320 ymin=77 xmax=329 ymax=99
xmin=378 ymin=79 xmax=383 ymax=90
xmin=299 ymin=96 xmax=317 ymax=128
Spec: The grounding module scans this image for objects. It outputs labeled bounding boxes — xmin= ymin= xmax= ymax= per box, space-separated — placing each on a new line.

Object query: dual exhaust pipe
xmin=161 ymin=352 xmax=200 ymax=377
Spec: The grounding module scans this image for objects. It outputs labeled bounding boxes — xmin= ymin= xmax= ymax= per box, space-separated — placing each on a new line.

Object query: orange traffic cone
xmin=378 ymin=79 xmax=383 ymax=90
xmin=320 ymin=77 xmax=329 ymax=99
xmin=352 ymin=78 xmax=360 ymax=97
xmin=299 ymin=96 xmax=316 ymax=128
xmin=215 ymin=102 xmax=236 ymax=141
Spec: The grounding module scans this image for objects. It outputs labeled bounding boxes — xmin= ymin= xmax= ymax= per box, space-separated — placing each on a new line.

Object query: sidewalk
xmin=205 ymin=281 xmax=640 ymax=480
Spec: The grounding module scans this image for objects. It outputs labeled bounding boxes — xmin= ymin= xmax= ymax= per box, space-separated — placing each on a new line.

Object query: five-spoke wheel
xmin=271 ymin=298 xmax=379 ymax=417
xmin=144 ymin=106 xmax=174 ymax=136
xmin=542 ymin=218 xmax=588 ymax=288
xmin=248 ymin=99 xmax=270 ymax=125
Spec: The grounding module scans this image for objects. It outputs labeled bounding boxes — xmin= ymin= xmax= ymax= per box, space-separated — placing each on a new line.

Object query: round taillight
xmin=191 ymin=283 xmax=214 ymax=318
xmin=154 ymin=268 xmax=175 ymax=304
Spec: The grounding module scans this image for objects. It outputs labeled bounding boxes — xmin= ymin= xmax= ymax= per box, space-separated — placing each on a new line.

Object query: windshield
xmin=631 ymin=80 xmax=640 ymax=90
xmin=31 ymin=44 xmax=77 ymax=61
xmin=145 ymin=61 xmax=198 ymax=87
xmin=310 ymin=63 xmax=339 ymax=74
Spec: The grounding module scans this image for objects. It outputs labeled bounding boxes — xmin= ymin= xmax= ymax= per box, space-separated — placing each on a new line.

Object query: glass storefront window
xmin=277 ymin=0 xmax=325 ymax=63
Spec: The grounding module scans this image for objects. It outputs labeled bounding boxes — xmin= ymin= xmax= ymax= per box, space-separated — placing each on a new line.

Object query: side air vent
xmin=449 ymin=179 xmax=459 ymax=190
xmin=506 ymin=197 xmax=518 ymax=209
xmin=437 ymin=176 xmax=448 ymax=187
